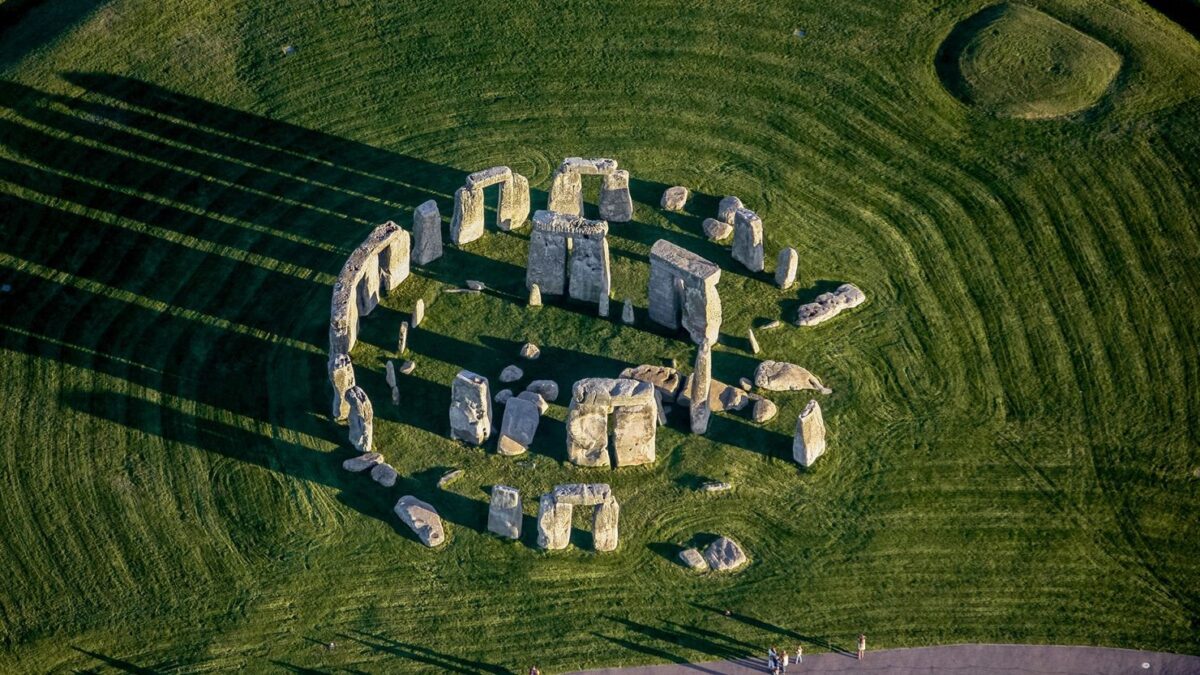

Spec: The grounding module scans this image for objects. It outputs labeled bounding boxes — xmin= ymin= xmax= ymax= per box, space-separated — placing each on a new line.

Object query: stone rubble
xmin=795 ymin=283 xmax=866 ymax=326
xmin=437 ymin=469 xmax=464 ymax=488
xmin=519 ymin=343 xmax=541 ymax=360
xmin=747 ymin=328 xmax=760 ymax=354
xmin=346 ymin=386 xmax=374 ymax=453
xmin=526 ymin=380 xmax=560 ymax=402
xmin=343 ymin=452 xmax=383 ymax=472
xmin=497 ymin=396 xmax=540 ymax=456
xmin=732 ymin=207 xmax=764 ymax=272
xmin=619 ymin=364 xmax=684 ymax=403
xmin=702 ymin=217 xmax=733 ymax=241
xmin=370 ymin=462 xmax=398 ymax=487
xmin=699 ymin=481 xmax=732 ymax=493
xmin=494 ymin=388 xmax=514 ymax=405
xmin=679 ymin=547 xmax=709 ymax=570
xmin=399 ymin=360 xmax=415 ymax=375
xmin=385 ymin=360 xmax=400 ymax=404
xmin=717 ymin=196 xmax=743 ymax=223
xmin=499 ymin=365 xmax=524 ymax=383
xmin=516 ymin=390 xmax=549 ymax=414
xmin=752 ymin=397 xmax=778 ymax=423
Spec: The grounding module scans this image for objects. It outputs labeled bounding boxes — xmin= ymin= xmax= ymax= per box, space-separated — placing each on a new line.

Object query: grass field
xmin=1 ymin=1 xmax=1199 ymax=672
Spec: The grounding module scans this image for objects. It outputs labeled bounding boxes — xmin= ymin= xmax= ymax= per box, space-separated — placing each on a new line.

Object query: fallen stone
xmin=679 ymin=547 xmax=709 ymax=571
xmin=343 ymin=452 xmax=383 ymax=472
xmin=516 ymin=390 xmax=548 ymax=414
xmin=795 ymin=283 xmax=866 ymax=327
xmin=754 ymin=360 xmax=831 ymax=394
xmin=661 ymin=186 xmax=689 ymax=211
xmin=619 ymin=364 xmax=683 ymax=403
xmin=793 ymin=399 xmax=826 ymax=467
xmin=717 ymin=196 xmax=743 ymax=223
xmin=718 ymin=385 xmax=749 ymax=411
xmin=526 ymin=380 xmax=559 ymax=402
xmin=370 ymin=462 xmax=398 ymax=487
xmin=497 ymin=396 xmax=540 ymax=456
xmin=412 ymin=199 xmax=443 ymax=265
xmin=747 ymin=328 xmax=760 ymax=354
xmin=775 ymin=247 xmax=798 ymax=289
xmin=394 ymin=496 xmax=446 ymax=547
xmin=494 ymin=388 xmax=514 ymax=405
xmin=739 ymin=377 xmax=753 ymax=391
xmin=702 ymin=217 xmax=733 ymax=241
xmin=752 ymin=397 xmax=778 ymax=423
xmin=760 ymin=319 xmax=783 ymax=330
xmin=703 ymin=536 xmax=748 ymax=571
xmin=397 ymin=321 xmax=409 ymax=354
xmin=399 ymin=360 xmax=415 ymax=375
xmin=622 ymin=298 xmax=634 ymax=324
xmin=529 ymin=283 xmax=542 ymax=307
xmin=449 ymin=370 xmax=491 ymax=445
xmin=411 ymin=298 xmax=425 ymax=328
xmin=487 ymin=485 xmax=523 ymax=539
xmin=519 ymin=343 xmax=540 ymax=360
xmin=699 ymin=481 xmax=732 ymax=493
xmin=437 ymin=469 xmax=463 ymax=488
xmin=466 ymin=279 xmax=485 ymax=291
xmin=499 ymin=365 xmax=524 ymax=383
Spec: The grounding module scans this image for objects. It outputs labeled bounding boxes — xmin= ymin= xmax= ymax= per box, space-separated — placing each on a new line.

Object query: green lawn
xmin=1 ymin=1 xmax=1198 ymax=672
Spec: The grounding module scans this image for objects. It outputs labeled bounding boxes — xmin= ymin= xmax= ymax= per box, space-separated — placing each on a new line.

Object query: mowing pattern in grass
xmin=0 ymin=0 xmax=1198 ymax=672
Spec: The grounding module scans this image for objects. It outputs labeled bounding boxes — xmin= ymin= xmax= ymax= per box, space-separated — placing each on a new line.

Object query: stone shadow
xmin=689 ymin=603 xmax=854 ymax=657
xmin=70 ymin=646 xmax=173 ymax=674
xmin=338 ymin=630 xmax=509 ymax=674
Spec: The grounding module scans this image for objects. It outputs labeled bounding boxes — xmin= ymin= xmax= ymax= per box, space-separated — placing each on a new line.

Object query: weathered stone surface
xmin=519 ymin=343 xmax=540 ymax=360
xmin=690 ymin=340 xmax=712 ymax=435
xmin=552 ymin=483 xmax=613 ymax=505
xmin=329 ymin=221 xmax=409 ymax=354
xmin=399 ymin=360 xmax=415 ymax=375
xmin=775 ymin=247 xmax=798 ymax=289
xmin=527 ymin=230 xmax=569 ymax=295
xmin=793 ymin=399 xmax=826 ymax=467
xmin=598 ymin=169 xmax=633 ymax=222
xmin=562 ymin=157 xmax=618 ymax=175
xmin=536 ymin=493 xmax=572 ymax=549
xmin=347 ymin=386 xmax=374 ymax=453
xmin=753 ymin=361 xmax=832 ymax=394
xmin=465 ymin=165 xmax=512 ymax=190
xmin=397 ymin=321 xmax=408 ymax=354
xmin=547 ymin=167 xmax=583 ymax=216
xmin=619 ymin=365 xmax=683 ymax=403
xmin=752 ymin=397 xmax=778 ymax=423
xmin=450 ymin=186 xmax=485 ymax=244
xmin=699 ymin=481 xmax=732 ymax=493
xmin=795 ymin=283 xmax=866 ymax=326
xmin=717 ymin=196 xmax=743 ymax=224
xmin=378 ymin=229 xmax=411 ymax=292
xmin=370 ymin=462 xmax=398 ymax=487
xmin=501 ymin=172 xmax=531 ymax=231
xmin=679 ymin=547 xmax=709 ymax=570
xmin=648 ymin=240 xmax=722 ymax=345
xmin=487 ymin=485 xmax=522 ymax=539
xmin=747 ymin=328 xmax=760 ymax=354
xmin=516 ymin=390 xmax=548 ymax=414
xmin=732 ymin=208 xmax=764 ymax=272
xmin=703 ymin=536 xmax=748 ymax=571
xmin=385 ymin=360 xmax=397 ymax=388
xmin=328 ymin=353 xmax=355 ymax=421
xmin=612 ymin=402 xmax=657 ymax=466
xmin=497 ymin=396 xmax=540 ymax=456
xmin=437 ymin=469 xmax=463 ymax=488
xmin=411 ymin=298 xmax=425 ymax=329
xmin=565 ymin=396 xmax=610 ymax=467
xmin=568 ymin=230 xmax=611 ymax=306
xmin=621 ymin=299 xmax=634 ymax=324
xmin=739 ymin=377 xmax=753 ymax=391
xmin=466 ymin=279 xmax=485 ymax=291
xmin=592 ymin=498 xmax=620 ymax=551
xmin=528 ymin=283 xmax=542 ymax=307
xmin=526 ymin=380 xmax=559 ymax=402
xmin=412 ymin=199 xmax=443 ymax=265
xmin=494 ymin=388 xmax=514 ymax=405
xmin=449 ymin=370 xmax=491 ymax=445
xmin=718 ymin=384 xmax=749 ymax=412
xmin=499 ymin=365 xmax=524 ymax=383
xmin=703 ymin=217 xmax=733 ymax=241
xmin=343 ymin=452 xmax=382 ymax=472
xmin=394 ymin=496 xmax=446 ymax=547
xmin=661 ymin=186 xmax=689 ymax=211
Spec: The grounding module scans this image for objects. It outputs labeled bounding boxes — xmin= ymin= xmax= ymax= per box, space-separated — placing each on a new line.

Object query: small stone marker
xmin=528 ymin=283 xmax=542 ymax=307
xmin=399 ymin=360 xmax=415 ymax=375
xmin=699 ymin=481 xmax=732 ymax=493
xmin=499 ymin=365 xmax=524 ymax=383
xmin=343 ymin=452 xmax=382 ymax=472
xmin=702 ymin=217 xmax=733 ymax=241
xmin=394 ymin=495 xmax=446 ymax=547
xmin=703 ymin=536 xmax=747 ymax=571
xmin=494 ymin=388 xmax=514 ymax=405
xmin=437 ymin=469 xmax=464 ymax=488
xmin=661 ymin=186 xmax=689 ymax=211
xmin=752 ymin=397 xmax=778 ymax=423
xmin=519 ymin=343 xmax=540 ymax=360
xmin=793 ymin=399 xmax=826 ymax=467
xmin=717 ymin=196 xmax=743 ymax=223
xmin=679 ymin=548 xmax=709 ymax=570
xmin=775 ymin=247 xmax=798 ymax=289
xmin=397 ymin=321 xmax=409 ymax=354
xmin=411 ymin=299 xmax=425 ymax=328
xmin=747 ymin=328 xmax=760 ymax=354
xmin=369 ymin=462 xmax=398 ymax=487
xmin=487 ymin=485 xmax=523 ymax=539
xmin=754 ymin=360 xmax=831 ymax=393
xmin=621 ymin=298 xmax=634 ymax=324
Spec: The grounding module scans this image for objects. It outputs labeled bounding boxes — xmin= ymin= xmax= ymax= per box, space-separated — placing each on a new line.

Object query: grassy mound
xmin=937 ymin=3 xmax=1122 ymax=118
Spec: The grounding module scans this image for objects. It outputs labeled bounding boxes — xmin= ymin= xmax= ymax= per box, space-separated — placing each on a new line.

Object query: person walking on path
xmin=767 ymin=646 xmax=778 ymax=673
xmin=858 ymin=634 xmax=866 ymax=660
xmin=781 ymin=650 xmax=789 ymax=672
xmin=795 ymin=644 xmax=803 ymax=664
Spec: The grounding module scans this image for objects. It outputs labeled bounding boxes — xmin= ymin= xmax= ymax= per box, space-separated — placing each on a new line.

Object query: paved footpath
xmin=571 ymin=644 xmax=1200 ymax=675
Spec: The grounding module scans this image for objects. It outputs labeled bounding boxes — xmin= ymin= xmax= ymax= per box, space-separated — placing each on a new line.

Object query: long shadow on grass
xmin=70 ymin=647 xmax=170 ymax=674
xmin=339 ymin=630 xmax=509 ymax=674
xmin=689 ymin=603 xmax=855 ymax=657
xmin=602 ymin=615 xmax=762 ymax=670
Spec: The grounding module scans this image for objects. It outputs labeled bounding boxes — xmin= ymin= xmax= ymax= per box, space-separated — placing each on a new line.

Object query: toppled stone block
xmin=717 ymin=196 xmax=743 ymax=223
xmin=346 ymin=386 xmax=374 ymax=454
xmin=370 ymin=462 xmax=398 ymax=487
xmin=394 ymin=496 xmax=446 ymax=547
xmin=775 ymin=247 xmax=798 ymax=289
xmin=732 ymin=207 xmax=764 ymax=273
xmin=499 ymin=365 xmax=524 ymax=383
xmin=703 ymin=536 xmax=747 ymax=571
xmin=526 ymin=380 xmax=559 ymax=402
xmin=793 ymin=399 xmax=826 ymax=467
xmin=449 ymin=370 xmax=491 ymax=445
xmin=703 ymin=218 xmax=733 ymax=241
xmin=516 ymin=390 xmax=548 ymax=414
xmin=437 ymin=469 xmax=464 ymax=488
xmin=520 ymin=343 xmax=540 ymax=360
xmin=497 ymin=396 xmax=540 ymax=456
xmin=412 ymin=199 xmax=443 ymax=265
xmin=466 ymin=279 xmax=485 ymax=291
xmin=795 ymin=283 xmax=866 ymax=326
xmin=661 ymin=186 xmax=689 ymax=211
xmin=566 ymin=378 xmax=659 ymax=467
xmin=487 ymin=485 xmax=522 ymax=539
xmin=679 ymin=548 xmax=709 ymax=570
xmin=343 ymin=452 xmax=383 ymax=472
xmin=752 ymin=397 xmax=778 ymax=423
xmin=619 ymin=364 xmax=683 ymax=403
xmin=747 ymin=328 xmax=760 ymax=354
xmin=494 ymin=389 xmax=514 ymax=405
xmin=753 ymin=361 xmax=831 ymax=394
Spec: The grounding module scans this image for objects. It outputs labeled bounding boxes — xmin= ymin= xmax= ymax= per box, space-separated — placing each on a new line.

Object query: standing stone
xmin=621 ymin=298 xmax=634 ymax=325
xmin=394 ymin=496 xmax=446 ymax=547
xmin=717 ymin=196 xmax=743 ymax=223
xmin=565 ymin=389 xmax=611 ymax=467
xmin=732 ymin=208 xmax=764 ymax=272
xmin=648 ymin=240 xmax=723 ymax=345
xmin=378 ymin=229 xmax=411 ymax=291
xmin=411 ymin=298 xmax=425 ymax=329
xmin=747 ymin=328 xmax=760 ymax=354
xmin=528 ymin=283 xmax=542 ymax=307
xmin=412 ymin=199 xmax=443 ymax=265
xmin=598 ymin=169 xmax=633 ymax=222
xmin=527 ymin=229 xmax=569 ymax=296
xmin=620 ymin=364 xmax=683 ymax=403
xmin=690 ymin=340 xmax=712 ymax=435
xmin=612 ymin=402 xmax=656 ymax=466
xmin=568 ymin=230 xmax=611 ymax=306
xmin=752 ymin=397 xmax=778 ymax=423
xmin=487 ymin=485 xmax=523 ymax=539
xmin=547 ymin=167 xmax=584 ymax=216
xmin=385 ymin=360 xmax=400 ymax=405
xmin=702 ymin=218 xmax=733 ymax=241
xmin=661 ymin=186 xmax=689 ymax=211
xmin=346 ymin=386 xmax=373 ymax=454
xmin=328 ymin=352 xmax=355 ymax=421
xmin=497 ymin=396 xmax=540 ymax=456
xmin=793 ymin=399 xmax=827 ymax=467
xmin=536 ymin=493 xmax=573 ymax=550
xmin=703 ymin=536 xmax=748 ymax=571
xmin=592 ymin=498 xmax=620 ymax=552
xmin=450 ymin=186 xmax=485 ymax=244
xmin=775 ymin=247 xmax=798 ymax=289
xmin=499 ymin=172 xmax=531 ymax=231
xmin=397 ymin=321 xmax=409 ymax=354
xmin=449 ymin=370 xmax=491 ymax=445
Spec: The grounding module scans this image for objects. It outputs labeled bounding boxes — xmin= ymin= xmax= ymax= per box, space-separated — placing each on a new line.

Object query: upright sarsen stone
xmin=536 ymin=493 xmax=573 ymax=550
xmin=412 ymin=199 xmax=443 ymax=265
xmin=497 ymin=395 xmax=540 ymax=456
xmin=732 ymin=207 xmax=764 ymax=272
xmin=346 ymin=386 xmax=374 ymax=454
xmin=592 ymin=498 xmax=620 ymax=552
xmin=775 ymin=247 xmax=798 ymax=289
xmin=487 ymin=485 xmax=523 ymax=539
xmin=328 ymin=352 xmax=355 ymax=421
xmin=690 ymin=339 xmax=712 ymax=435
xmin=648 ymin=240 xmax=722 ymax=345
xmin=568 ymin=230 xmax=611 ymax=305
xmin=598 ymin=169 xmax=633 ymax=222
xmin=717 ymin=196 xmax=743 ymax=224
xmin=449 ymin=370 xmax=491 ymax=445
xmin=793 ymin=399 xmax=826 ymax=467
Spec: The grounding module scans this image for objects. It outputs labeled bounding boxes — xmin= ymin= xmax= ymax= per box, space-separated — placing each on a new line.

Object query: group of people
xmin=765 ymin=634 xmax=865 ymax=673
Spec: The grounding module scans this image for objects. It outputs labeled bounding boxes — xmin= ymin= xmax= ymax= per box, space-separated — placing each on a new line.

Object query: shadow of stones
xmin=706 ymin=413 xmax=791 ymax=461
xmin=647 ymin=541 xmax=683 ymax=565
xmin=0 ymin=1 xmax=111 ymax=71
xmin=339 ymin=630 xmax=510 ymax=674
xmin=268 ymin=661 xmax=337 ymax=675
xmin=591 ymin=632 xmax=694 ymax=669
xmin=604 ymin=615 xmax=750 ymax=664
xmin=688 ymin=603 xmax=855 ymax=657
